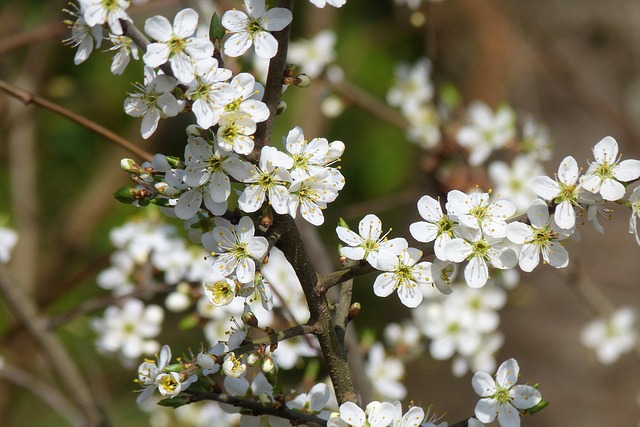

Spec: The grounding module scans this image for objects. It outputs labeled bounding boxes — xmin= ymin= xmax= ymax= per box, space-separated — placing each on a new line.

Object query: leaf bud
xmin=348 ymin=302 xmax=361 ymax=320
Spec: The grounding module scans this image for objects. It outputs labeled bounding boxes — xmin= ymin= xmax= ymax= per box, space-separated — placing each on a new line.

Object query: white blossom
xmin=221 ymin=0 xmax=293 ymax=59
xmin=201 ymin=216 xmax=268 ymax=283
xmin=336 ymin=214 xmax=408 ymax=269
xmin=581 ymin=307 xmax=638 ymax=364
xmin=124 ymin=67 xmax=184 ymax=139
xmin=79 ymin=0 xmax=130 ymax=35
xmin=143 ymin=8 xmax=213 ymax=84
xmin=580 ymin=136 xmax=640 ymax=201
xmin=531 ymin=155 xmax=582 ymax=230
xmin=472 ymin=358 xmax=542 ymax=427
xmin=457 ymin=102 xmax=515 ymax=166
xmin=288 ymin=30 xmax=336 ymax=78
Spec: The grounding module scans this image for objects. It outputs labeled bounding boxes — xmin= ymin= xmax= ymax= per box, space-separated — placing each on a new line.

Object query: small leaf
xmin=209 ymin=13 xmax=225 ymax=43
xmin=157 ymin=396 xmax=189 ymax=408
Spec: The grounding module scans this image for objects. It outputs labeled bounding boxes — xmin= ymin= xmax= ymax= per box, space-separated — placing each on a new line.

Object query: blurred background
xmin=1 ymin=0 xmax=640 ymax=425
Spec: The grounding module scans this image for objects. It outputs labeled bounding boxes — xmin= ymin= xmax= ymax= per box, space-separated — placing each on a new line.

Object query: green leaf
xmin=157 ymin=396 xmax=189 ymax=408
xmin=209 ymin=13 xmax=225 ymax=44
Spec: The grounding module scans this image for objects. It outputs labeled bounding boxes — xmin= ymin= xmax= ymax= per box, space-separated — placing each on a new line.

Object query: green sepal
xmin=337 ymin=217 xmax=350 ymax=229
xmin=165 ymin=155 xmax=184 ymax=169
xmin=209 ymin=13 xmax=225 ymax=46
xmin=524 ymin=398 xmax=549 ymax=415
xmin=114 ymin=187 xmax=136 ymax=204
xmin=157 ymin=396 xmax=189 ymax=408
xmin=150 ymin=197 xmax=172 ymax=207
xmin=163 ymin=363 xmax=184 ymax=373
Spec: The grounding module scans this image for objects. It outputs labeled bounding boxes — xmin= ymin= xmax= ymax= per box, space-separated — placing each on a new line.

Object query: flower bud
xmin=196 ymin=352 xmax=216 ymax=371
xmin=348 ymin=302 xmax=361 ymax=320
xmin=276 ymin=101 xmax=287 ymax=115
xmin=241 ymin=309 xmax=260 ymax=328
xmin=114 ymin=186 xmax=137 ymax=204
xmin=120 ymin=158 xmax=139 ymax=173
xmin=261 ymin=356 xmax=277 ymax=375
xmin=247 ymin=353 xmax=262 ymax=366
xmin=294 ymin=74 xmax=311 ymax=88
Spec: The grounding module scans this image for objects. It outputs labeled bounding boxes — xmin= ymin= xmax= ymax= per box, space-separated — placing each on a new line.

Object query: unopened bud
xmin=247 ymin=353 xmax=261 ymax=366
xmin=276 ymin=101 xmax=287 ymax=115
xmin=241 ymin=310 xmax=260 ymax=328
xmin=120 ymin=158 xmax=139 ymax=173
xmin=196 ymin=352 xmax=216 ymax=371
xmin=261 ymin=356 xmax=277 ymax=375
xmin=260 ymin=209 xmax=273 ymax=230
xmin=114 ymin=186 xmax=136 ymax=204
xmin=348 ymin=302 xmax=361 ymax=320
xmin=294 ymin=74 xmax=311 ymax=88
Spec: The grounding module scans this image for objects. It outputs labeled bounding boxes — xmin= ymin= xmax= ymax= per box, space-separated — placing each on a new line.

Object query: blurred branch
xmin=45 ymin=282 xmax=174 ymax=330
xmin=0 ymin=363 xmax=85 ymax=427
xmin=0 ymin=79 xmax=153 ymax=162
xmin=327 ymin=78 xmax=408 ymax=129
xmin=0 ymin=265 xmax=106 ymax=426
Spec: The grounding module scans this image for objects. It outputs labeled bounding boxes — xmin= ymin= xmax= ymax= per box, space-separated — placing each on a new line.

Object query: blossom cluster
xmin=338 ymin=135 xmax=640 ymax=304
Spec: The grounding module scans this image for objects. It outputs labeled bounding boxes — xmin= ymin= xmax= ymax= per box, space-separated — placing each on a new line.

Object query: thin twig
xmin=0 ymin=363 xmax=85 ymax=427
xmin=0 ymin=79 xmax=153 ymax=162
xmin=46 ymin=283 xmax=174 ymax=330
xmin=0 ymin=265 xmax=106 ymax=426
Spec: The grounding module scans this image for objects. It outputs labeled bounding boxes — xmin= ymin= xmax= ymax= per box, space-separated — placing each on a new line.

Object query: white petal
xmin=496 ymin=403 xmax=520 ymax=427
xmin=496 ymin=358 xmax=519 ymax=388
xmin=531 ymin=176 xmax=560 ymax=200
xmin=262 ymin=8 xmax=293 ymax=31
xmin=557 ymin=156 xmax=579 ymax=185
xmin=465 ymin=256 xmax=489 ymax=288
xmin=506 ymin=222 xmax=533 ymax=245
xmin=554 ymin=200 xmax=575 ymax=229
xmin=614 ymin=159 xmax=640 ymax=181
xmin=253 ymin=32 xmax=279 ymax=59
xmin=472 ymin=371 xmax=497 ymax=397
xmin=593 ymin=136 xmax=618 ymax=164
xmin=544 ymin=242 xmax=569 ymax=268
xmin=373 ymin=273 xmax=396 ymax=298
xmin=474 ymin=398 xmax=498 ymax=424
xmin=144 ymin=16 xmax=173 ymax=42
xmin=510 ymin=385 xmax=542 ymax=410
xmin=518 ymin=243 xmax=540 ymax=272
xmin=173 ymin=8 xmax=198 ymax=38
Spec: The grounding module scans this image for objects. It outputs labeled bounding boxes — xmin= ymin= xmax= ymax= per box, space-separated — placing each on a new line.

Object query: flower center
xmin=167 ymin=35 xmax=187 ymax=55
xmin=493 ymin=385 xmax=512 ymax=405
xmin=159 ymin=374 xmax=179 ymax=393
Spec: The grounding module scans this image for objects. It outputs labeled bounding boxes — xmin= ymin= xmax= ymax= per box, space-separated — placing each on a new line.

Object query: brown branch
xmin=232 ymin=323 xmax=319 ymax=357
xmin=317 ymin=262 xmax=376 ymax=294
xmin=0 ymin=79 xmax=153 ymax=162
xmin=185 ymin=390 xmax=326 ymax=426
xmin=0 ymin=265 xmax=105 ymax=426
xmin=274 ymin=214 xmax=358 ymax=405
